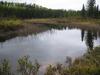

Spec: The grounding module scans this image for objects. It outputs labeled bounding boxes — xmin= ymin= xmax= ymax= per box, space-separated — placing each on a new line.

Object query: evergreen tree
xmin=81 ymin=4 xmax=86 ymax=17
xmin=96 ymin=5 xmax=99 ymax=18
xmin=94 ymin=6 xmax=97 ymax=18
xmin=87 ymin=0 xmax=96 ymax=18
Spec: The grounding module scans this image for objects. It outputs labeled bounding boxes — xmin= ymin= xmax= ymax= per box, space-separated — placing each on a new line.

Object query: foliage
xmin=0 ymin=59 xmax=13 ymax=75
xmin=45 ymin=47 xmax=100 ymax=75
xmin=0 ymin=1 xmax=99 ymax=19
xmin=0 ymin=1 xmax=65 ymax=18
xmin=87 ymin=0 xmax=96 ymax=17
xmin=81 ymin=4 xmax=86 ymax=17
xmin=81 ymin=0 xmax=100 ymax=18
xmin=0 ymin=56 xmax=40 ymax=75
xmin=0 ymin=1 xmax=81 ymax=19
xmin=17 ymin=56 xmax=40 ymax=75
xmin=45 ymin=65 xmax=56 ymax=75
xmin=0 ymin=19 xmax=23 ymax=31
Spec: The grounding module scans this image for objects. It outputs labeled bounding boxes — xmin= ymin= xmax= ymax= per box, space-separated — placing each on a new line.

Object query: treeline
xmin=0 ymin=1 xmax=80 ymax=19
xmin=0 ymin=1 xmax=65 ymax=18
xmin=0 ymin=0 xmax=100 ymax=19
xmin=81 ymin=0 xmax=100 ymax=18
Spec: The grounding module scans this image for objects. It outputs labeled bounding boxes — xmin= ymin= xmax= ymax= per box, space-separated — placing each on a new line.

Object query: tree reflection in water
xmin=81 ymin=30 xmax=100 ymax=50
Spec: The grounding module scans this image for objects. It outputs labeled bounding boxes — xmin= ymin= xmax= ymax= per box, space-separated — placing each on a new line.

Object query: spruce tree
xmin=81 ymin=4 xmax=86 ymax=17
xmin=87 ymin=0 xmax=96 ymax=18
xmin=96 ymin=5 xmax=99 ymax=18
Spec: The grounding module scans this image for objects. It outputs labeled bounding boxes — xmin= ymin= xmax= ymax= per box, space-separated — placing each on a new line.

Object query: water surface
xmin=0 ymin=27 xmax=100 ymax=74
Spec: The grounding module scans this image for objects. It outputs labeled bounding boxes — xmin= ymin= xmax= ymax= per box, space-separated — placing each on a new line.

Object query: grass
xmin=67 ymin=47 xmax=100 ymax=75
xmin=45 ymin=47 xmax=100 ymax=75
xmin=0 ymin=19 xmax=22 ymax=26
xmin=0 ymin=19 xmax=50 ymax=42
xmin=0 ymin=18 xmax=100 ymax=42
xmin=25 ymin=18 xmax=100 ymax=31
xmin=25 ymin=17 xmax=100 ymax=25
xmin=0 ymin=56 xmax=40 ymax=75
xmin=0 ymin=19 xmax=23 ymax=31
xmin=0 ymin=18 xmax=100 ymax=32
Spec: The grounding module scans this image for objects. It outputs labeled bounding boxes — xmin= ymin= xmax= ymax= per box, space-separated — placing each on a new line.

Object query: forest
xmin=0 ymin=0 xmax=99 ymax=19
xmin=0 ymin=1 xmax=77 ymax=18
xmin=0 ymin=1 xmax=69 ymax=19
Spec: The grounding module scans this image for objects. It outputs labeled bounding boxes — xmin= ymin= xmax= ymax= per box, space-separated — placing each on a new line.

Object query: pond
xmin=0 ymin=26 xmax=100 ymax=74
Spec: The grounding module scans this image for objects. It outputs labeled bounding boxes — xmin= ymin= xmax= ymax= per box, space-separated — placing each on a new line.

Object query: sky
xmin=1 ymin=0 xmax=100 ymax=10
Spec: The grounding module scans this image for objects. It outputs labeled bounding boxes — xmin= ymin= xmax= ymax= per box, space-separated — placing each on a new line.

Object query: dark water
xmin=0 ymin=27 xmax=100 ymax=74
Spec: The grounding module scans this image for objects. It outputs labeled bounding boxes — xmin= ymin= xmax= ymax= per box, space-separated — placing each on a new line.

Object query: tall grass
xmin=0 ymin=19 xmax=23 ymax=31
xmin=45 ymin=47 xmax=100 ymax=75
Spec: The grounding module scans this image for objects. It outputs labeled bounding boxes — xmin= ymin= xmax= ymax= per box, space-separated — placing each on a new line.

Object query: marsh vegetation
xmin=0 ymin=0 xmax=100 ymax=75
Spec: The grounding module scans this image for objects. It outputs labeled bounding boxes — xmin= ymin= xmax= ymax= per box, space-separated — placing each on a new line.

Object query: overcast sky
xmin=1 ymin=0 xmax=100 ymax=10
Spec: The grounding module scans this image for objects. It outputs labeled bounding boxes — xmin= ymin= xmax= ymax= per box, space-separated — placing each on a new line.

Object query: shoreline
xmin=0 ymin=18 xmax=100 ymax=42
